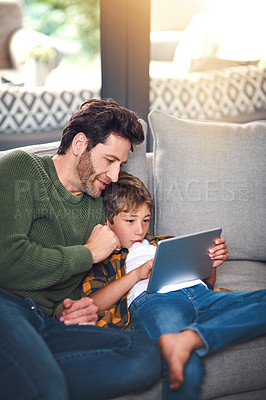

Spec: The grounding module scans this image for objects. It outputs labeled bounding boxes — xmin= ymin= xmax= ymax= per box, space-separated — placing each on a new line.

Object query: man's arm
xmin=0 ymin=152 xmax=112 ymax=294
xmin=84 ymin=224 xmax=121 ymax=264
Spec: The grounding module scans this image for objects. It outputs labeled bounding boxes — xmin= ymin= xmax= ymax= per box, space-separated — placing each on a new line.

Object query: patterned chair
xmin=0 ymin=0 xmax=100 ymax=150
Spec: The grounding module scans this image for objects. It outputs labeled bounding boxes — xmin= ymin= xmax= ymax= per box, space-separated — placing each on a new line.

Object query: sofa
xmin=0 ymin=110 xmax=265 ymax=399
xmin=0 ymin=85 xmax=100 ymax=150
xmin=149 ymin=9 xmax=266 ymax=135
xmin=150 ymin=65 xmax=266 ymax=126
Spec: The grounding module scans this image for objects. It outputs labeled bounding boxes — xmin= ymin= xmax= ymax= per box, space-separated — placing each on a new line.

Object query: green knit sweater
xmin=0 ymin=150 xmax=105 ymax=316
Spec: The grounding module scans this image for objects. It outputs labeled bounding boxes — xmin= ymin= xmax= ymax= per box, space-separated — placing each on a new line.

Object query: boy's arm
xmin=206 ymin=237 xmax=229 ymax=287
xmin=204 ymin=268 xmax=217 ymax=287
xmin=83 ymin=259 xmax=153 ymax=311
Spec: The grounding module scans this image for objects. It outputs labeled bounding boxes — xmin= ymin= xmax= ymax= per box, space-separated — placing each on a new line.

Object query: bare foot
xmin=158 ymin=330 xmax=204 ymax=390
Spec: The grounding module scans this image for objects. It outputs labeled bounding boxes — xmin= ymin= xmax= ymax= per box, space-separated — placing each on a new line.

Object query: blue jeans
xmin=0 ymin=290 xmax=161 ymax=400
xmin=129 ymin=284 xmax=266 ymax=400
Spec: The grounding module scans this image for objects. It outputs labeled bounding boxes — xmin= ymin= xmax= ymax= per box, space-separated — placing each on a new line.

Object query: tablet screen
xmin=147 ymin=228 xmax=222 ymax=293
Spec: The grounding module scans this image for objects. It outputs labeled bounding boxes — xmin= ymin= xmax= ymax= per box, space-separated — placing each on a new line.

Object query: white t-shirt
xmin=126 ymin=239 xmax=206 ymax=307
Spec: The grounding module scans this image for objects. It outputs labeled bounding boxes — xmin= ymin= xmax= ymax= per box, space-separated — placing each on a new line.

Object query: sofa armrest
xmin=146 ymin=152 xmax=154 ymax=198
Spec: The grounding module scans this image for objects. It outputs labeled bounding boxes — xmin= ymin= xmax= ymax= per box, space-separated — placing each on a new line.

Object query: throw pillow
xmin=172 ymin=12 xmax=219 ymax=76
xmin=189 ymin=57 xmax=259 ymax=73
xmin=148 ymin=110 xmax=266 ymax=261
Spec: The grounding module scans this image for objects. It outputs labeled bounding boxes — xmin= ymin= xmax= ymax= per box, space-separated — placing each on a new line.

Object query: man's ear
xmin=72 ymin=133 xmax=89 ymax=156
xmin=105 ymin=217 xmax=112 ymax=228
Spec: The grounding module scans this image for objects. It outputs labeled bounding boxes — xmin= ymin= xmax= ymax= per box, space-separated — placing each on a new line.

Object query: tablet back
xmin=147 ymin=228 xmax=222 ymax=293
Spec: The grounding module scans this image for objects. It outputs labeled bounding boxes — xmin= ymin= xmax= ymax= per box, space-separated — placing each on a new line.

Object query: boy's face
xmin=107 ymin=203 xmax=151 ymax=249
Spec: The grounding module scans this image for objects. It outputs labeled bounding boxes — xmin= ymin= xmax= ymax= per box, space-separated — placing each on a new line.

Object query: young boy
xmin=83 ymin=171 xmax=266 ymax=399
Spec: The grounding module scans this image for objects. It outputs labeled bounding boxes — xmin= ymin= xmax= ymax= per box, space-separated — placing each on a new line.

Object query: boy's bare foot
xmin=158 ymin=330 xmax=204 ymax=390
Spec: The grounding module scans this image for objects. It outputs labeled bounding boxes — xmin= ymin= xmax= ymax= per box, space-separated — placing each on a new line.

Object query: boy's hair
xmin=57 ymin=98 xmax=144 ymax=154
xmin=102 ymin=171 xmax=153 ymax=224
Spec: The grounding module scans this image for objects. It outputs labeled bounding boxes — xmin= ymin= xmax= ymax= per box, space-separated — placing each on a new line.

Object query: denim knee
xmin=122 ymin=331 xmax=162 ymax=391
xmin=0 ymin=292 xmax=68 ymax=400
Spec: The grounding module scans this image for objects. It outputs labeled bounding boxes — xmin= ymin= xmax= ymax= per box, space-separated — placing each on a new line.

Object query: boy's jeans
xmin=130 ymin=284 xmax=266 ymax=400
xmin=0 ymin=290 xmax=161 ymax=400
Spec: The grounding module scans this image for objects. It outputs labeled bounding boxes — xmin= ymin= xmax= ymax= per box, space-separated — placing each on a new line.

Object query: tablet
xmin=147 ymin=228 xmax=222 ymax=293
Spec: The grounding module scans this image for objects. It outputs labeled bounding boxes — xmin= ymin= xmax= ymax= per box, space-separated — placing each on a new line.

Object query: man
xmin=0 ymin=99 xmax=161 ymax=400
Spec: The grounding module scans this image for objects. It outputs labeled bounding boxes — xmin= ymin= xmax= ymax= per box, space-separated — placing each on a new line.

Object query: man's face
xmin=107 ymin=203 xmax=151 ymax=249
xmin=76 ymin=133 xmax=131 ymax=198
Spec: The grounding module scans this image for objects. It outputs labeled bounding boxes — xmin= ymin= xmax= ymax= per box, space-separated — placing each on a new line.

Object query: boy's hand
xmin=59 ymin=298 xmax=98 ymax=326
xmin=135 ymin=259 xmax=154 ymax=280
xmin=208 ymin=237 xmax=229 ymax=268
xmin=84 ymin=224 xmax=121 ymax=263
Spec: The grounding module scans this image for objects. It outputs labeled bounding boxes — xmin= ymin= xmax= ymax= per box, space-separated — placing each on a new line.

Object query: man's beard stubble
xmin=76 ymin=150 xmax=100 ymax=198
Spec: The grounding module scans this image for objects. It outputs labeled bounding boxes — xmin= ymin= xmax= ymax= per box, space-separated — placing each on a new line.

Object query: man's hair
xmin=57 ymin=98 xmax=144 ymax=154
xmin=103 ymin=171 xmax=153 ymax=224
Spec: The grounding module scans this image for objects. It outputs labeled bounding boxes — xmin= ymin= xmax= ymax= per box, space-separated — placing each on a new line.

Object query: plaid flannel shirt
xmin=82 ymin=234 xmax=171 ymax=329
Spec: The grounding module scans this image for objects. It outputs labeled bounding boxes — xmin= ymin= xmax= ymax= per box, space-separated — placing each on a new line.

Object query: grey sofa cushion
xmin=0 ymin=140 xmax=60 ymax=157
xmin=122 ymin=119 xmax=148 ymax=187
xmin=113 ymin=333 xmax=266 ymax=400
xmin=148 ymin=110 xmax=266 ymax=261
xmin=216 ymin=260 xmax=266 ymax=292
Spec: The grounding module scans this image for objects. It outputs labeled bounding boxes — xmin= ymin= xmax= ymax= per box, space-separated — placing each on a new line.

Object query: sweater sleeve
xmin=0 ymin=152 xmax=102 ymax=293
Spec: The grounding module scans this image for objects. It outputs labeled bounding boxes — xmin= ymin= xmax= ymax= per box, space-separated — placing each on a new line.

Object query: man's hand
xmin=208 ymin=237 xmax=229 ymax=268
xmin=59 ymin=298 xmax=98 ymax=326
xmin=84 ymin=224 xmax=121 ymax=263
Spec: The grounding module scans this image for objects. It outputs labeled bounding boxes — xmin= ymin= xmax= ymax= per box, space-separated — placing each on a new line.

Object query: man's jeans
xmin=0 ymin=290 xmax=161 ymax=400
xmin=130 ymin=284 xmax=266 ymax=400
